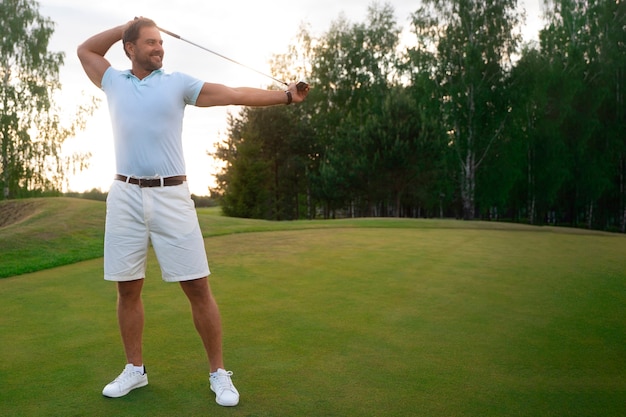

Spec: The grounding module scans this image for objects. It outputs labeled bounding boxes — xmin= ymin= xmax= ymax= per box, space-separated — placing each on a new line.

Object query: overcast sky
xmin=40 ymin=0 xmax=544 ymax=195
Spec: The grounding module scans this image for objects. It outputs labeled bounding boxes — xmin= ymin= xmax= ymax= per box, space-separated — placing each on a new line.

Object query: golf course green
xmin=1 ymin=198 xmax=624 ymax=416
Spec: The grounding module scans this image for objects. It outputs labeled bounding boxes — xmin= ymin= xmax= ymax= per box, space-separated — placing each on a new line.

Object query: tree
xmin=0 ymin=0 xmax=95 ymax=199
xmin=310 ymin=3 xmax=413 ymax=217
xmin=536 ymin=0 xmax=625 ymax=228
xmin=404 ymin=12 xmax=459 ymax=218
xmin=590 ymin=0 xmax=626 ymax=231
xmin=213 ymin=104 xmax=310 ymax=220
xmin=269 ymin=26 xmax=318 ymax=219
xmin=214 ymin=110 xmax=272 ymax=219
xmin=509 ymin=47 xmax=570 ymax=224
xmin=411 ymin=0 xmax=523 ymax=219
xmin=207 ymin=1 xmax=626 ymax=231
xmin=214 ymin=1 xmax=455 ymax=220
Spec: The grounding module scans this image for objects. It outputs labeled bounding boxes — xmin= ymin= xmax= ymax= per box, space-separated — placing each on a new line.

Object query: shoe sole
xmin=210 ymin=386 xmax=239 ymax=406
xmin=102 ymin=379 xmax=148 ymax=398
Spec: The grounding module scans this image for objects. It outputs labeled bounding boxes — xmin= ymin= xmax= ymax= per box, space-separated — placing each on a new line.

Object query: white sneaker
xmin=210 ymin=368 xmax=239 ymax=406
xmin=102 ymin=364 xmax=148 ymax=398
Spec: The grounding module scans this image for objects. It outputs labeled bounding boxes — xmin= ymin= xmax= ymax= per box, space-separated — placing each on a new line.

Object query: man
xmin=77 ymin=17 xmax=308 ymax=407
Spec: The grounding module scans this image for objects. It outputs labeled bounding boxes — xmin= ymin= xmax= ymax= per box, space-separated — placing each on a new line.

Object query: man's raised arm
xmin=77 ymin=23 xmax=128 ymax=88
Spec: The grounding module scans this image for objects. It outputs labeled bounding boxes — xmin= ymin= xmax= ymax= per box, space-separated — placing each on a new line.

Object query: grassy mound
xmin=0 ymin=198 xmax=106 ymax=277
xmin=0 ymin=199 xmax=42 ymax=227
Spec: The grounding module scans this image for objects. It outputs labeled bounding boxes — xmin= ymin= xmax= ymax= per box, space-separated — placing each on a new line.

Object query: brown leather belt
xmin=115 ymin=174 xmax=187 ymax=188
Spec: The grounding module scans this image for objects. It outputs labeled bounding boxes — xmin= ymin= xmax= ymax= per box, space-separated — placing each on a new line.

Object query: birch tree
xmin=411 ymin=0 xmax=522 ymax=219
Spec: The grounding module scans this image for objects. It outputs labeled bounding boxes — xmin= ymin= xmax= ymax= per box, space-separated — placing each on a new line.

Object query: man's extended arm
xmin=194 ymin=82 xmax=309 ymax=108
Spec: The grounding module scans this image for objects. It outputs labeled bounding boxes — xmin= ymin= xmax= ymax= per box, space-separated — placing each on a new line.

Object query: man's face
xmin=129 ymin=26 xmax=164 ymax=71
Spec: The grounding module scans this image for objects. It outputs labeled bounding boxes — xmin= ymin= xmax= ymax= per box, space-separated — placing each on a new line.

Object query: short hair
xmin=122 ymin=17 xmax=158 ymax=58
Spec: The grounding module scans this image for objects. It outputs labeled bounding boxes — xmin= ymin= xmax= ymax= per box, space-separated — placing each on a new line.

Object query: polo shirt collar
xmin=123 ymin=68 xmax=164 ymax=80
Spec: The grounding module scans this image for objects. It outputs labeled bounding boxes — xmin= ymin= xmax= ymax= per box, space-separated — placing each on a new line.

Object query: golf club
xmin=157 ymin=26 xmax=309 ymax=92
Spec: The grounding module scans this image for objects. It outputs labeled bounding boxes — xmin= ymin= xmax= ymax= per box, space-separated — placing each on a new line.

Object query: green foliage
xmin=213 ymin=105 xmax=312 ymax=220
xmin=309 ymin=4 xmax=407 ymax=217
xmin=63 ymin=187 xmax=108 ymax=201
xmin=209 ymin=0 xmax=626 ymax=231
xmin=512 ymin=0 xmax=626 ymax=228
xmin=413 ymin=0 xmax=523 ymax=220
xmin=217 ymin=3 xmax=452 ymax=220
xmin=0 ymin=0 xmax=97 ymax=199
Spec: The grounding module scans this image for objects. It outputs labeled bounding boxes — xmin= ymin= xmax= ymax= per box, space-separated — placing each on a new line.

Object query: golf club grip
xmin=296 ymin=81 xmax=309 ymax=92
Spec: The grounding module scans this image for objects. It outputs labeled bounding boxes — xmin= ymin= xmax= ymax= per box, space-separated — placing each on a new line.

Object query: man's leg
xmin=117 ymin=279 xmax=145 ymax=366
xmin=180 ymin=277 xmax=239 ymax=406
xmin=179 ymin=277 xmax=223 ymax=371
xmin=102 ymin=278 xmax=148 ymax=398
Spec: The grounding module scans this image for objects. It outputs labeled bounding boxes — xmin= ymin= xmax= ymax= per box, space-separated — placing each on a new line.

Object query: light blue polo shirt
xmin=101 ymin=67 xmax=204 ymax=178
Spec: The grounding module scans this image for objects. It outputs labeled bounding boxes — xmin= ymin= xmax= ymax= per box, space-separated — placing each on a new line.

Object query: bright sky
xmin=40 ymin=0 xmax=543 ymax=196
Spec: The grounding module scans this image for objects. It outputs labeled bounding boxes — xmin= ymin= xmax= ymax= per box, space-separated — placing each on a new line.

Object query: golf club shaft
xmin=157 ymin=26 xmax=288 ymax=86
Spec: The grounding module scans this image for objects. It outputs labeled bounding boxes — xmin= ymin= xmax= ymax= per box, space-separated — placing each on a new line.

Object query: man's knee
xmin=180 ymin=277 xmax=211 ymax=301
xmin=117 ymin=279 xmax=144 ymax=300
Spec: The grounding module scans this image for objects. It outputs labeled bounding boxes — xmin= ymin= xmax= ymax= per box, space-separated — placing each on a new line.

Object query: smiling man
xmin=77 ymin=17 xmax=308 ymax=407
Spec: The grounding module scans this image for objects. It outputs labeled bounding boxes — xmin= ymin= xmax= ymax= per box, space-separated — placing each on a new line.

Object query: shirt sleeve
xmin=100 ymin=66 xmax=117 ymax=92
xmin=179 ymin=72 xmax=204 ymax=105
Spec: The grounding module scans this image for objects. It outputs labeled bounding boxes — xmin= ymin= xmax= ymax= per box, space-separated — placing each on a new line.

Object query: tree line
xmin=212 ymin=0 xmax=626 ymax=232
xmin=2 ymin=1 xmax=624 ymax=232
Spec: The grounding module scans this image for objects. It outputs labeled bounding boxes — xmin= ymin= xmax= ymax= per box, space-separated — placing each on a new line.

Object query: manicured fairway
xmin=1 ymin=218 xmax=625 ymax=416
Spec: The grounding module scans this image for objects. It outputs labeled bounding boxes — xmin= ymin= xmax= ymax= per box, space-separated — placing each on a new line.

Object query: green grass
xmin=1 ymin=198 xmax=467 ymax=279
xmin=1 ymin=198 xmax=625 ymax=416
xmin=0 ymin=198 xmax=105 ymax=278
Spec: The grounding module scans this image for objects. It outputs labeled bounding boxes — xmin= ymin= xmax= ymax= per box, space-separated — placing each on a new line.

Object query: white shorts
xmin=104 ymin=180 xmax=210 ymax=282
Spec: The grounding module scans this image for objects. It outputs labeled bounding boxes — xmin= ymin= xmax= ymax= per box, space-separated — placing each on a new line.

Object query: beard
xmin=137 ymin=52 xmax=164 ymax=71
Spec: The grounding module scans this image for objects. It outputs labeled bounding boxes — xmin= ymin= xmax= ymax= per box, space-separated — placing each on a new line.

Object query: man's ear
xmin=124 ymin=41 xmax=134 ymax=58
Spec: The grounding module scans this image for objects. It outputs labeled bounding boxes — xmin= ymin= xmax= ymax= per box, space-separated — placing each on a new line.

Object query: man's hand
xmin=287 ymin=81 xmax=310 ymax=104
